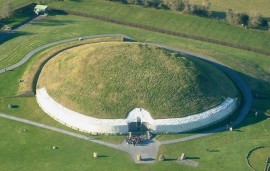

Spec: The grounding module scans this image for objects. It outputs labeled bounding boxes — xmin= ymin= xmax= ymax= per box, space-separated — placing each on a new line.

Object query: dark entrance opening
xmin=128 ymin=117 xmax=149 ymax=132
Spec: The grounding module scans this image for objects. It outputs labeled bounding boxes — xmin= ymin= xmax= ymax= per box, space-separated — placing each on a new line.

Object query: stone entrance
xmin=128 ymin=116 xmax=150 ymax=132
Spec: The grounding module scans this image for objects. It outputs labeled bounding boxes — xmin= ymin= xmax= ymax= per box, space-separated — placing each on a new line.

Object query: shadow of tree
xmin=0 ymin=31 xmax=34 ymax=44
xmin=209 ymin=11 xmax=226 ymax=19
xmin=31 ymin=19 xmax=76 ymax=27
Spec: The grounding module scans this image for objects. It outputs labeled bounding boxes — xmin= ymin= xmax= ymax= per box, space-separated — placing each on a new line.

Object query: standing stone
xmin=136 ymin=155 xmax=141 ymax=161
xmin=229 ymin=127 xmax=233 ymax=131
xmin=93 ymin=152 xmax=98 ymax=158
xmin=159 ymin=155 xmax=165 ymax=161
xmin=146 ymin=131 xmax=150 ymax=140
xmin=180 ymin=153 xmax=185 ymax=160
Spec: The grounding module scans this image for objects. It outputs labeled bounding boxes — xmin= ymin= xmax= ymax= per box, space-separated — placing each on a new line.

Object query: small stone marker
xmin=136 ymin=155 xmax=141 ymax=161
xmin=52 ymin=146 xmax=57 ymax=150
xmin=79 ymin=37 xmax=82 ymax=41
xmin=180 ymin=153 xmax=185 ymax=160
xmin=229 ymin=127 xmax=233 ymax=131
xmin=93 ymin=152 xmax=98 ymax=158
xmin=8 ymin=104 xmax=12 ymax=108
xmin=146 ymin=131 xmax=150 ymax=140
xmin=159 ymin=155 xmax=165 ymax=161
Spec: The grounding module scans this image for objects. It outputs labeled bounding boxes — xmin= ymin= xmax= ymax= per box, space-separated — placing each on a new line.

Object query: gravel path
xmin=0 ymin=34 xmax=252 ymax=163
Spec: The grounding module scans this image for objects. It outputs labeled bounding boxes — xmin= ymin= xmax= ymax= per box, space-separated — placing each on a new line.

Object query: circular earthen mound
xmin=38 ymin=42 xmax=238 ymax=119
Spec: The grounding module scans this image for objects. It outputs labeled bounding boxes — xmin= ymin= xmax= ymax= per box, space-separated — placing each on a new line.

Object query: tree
xmin=226 ymin=9 xmax=234 ymax=23
xmin=183 ymin=0 xmax=192 ymax=14
xmin=162 ymin=0 xmax=184 ymax=11
xmin=190 ymin=4 xmax=208 ymax=16
xmin=239 ymin=13 xmax=249 ymax=26
xmin=202 ymin=0 xmax=211 ymax=10
xmin=0 ymin=2 xmax=13 ymax=19
xmin=249 ymin=11 xmax=268 ymax=29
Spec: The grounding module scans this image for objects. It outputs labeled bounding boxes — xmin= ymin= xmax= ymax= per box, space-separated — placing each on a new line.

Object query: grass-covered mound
xmin=38 ymin=42 xmax=238 ymax=119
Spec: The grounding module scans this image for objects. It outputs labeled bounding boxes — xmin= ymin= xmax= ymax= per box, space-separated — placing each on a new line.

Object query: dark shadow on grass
xmin=191 ymin=11 xmax=226 ymax=20
xmin=209 ymin=11 xmax=226 ymax=19
xmin=48 ymin=9 xmax=68 ymax=16
xmin=0 ymin=31 xmax=34 ymax=44
xmin=11 ymin=104 xmax=20 ymax=108
xmin=141 ymin=158 xmax=155 ymax=161
xmin=98 ymin=155 xmax=109 ymax=157
xmin=164 ymin=158 xmax=177 ymax=161
xmin=31 ymin=19 xmax=76 ymax=27
xmin=186 ymin=157 xmax=200 ymax=160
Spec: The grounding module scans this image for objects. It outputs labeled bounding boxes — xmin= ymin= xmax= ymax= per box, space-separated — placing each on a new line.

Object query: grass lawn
xmin=158 ymin=113 xmax=270 ymax=171
xmin=0 ymin=108 xmax=269 ymax=170
xmin=0 ymin=12 xmax=269 ymax=171
xmin=249 ymin=147 xmax=270 ymax=171
xmin=0 ymin=0 xmax=35 ymax=10
xmin=0 ymin=118 xmax=132 ymax=171
xmin=190 ymin=0 xmax=270 ymax=17
xmin=38 ymin=42 xmax=237 ymax=119
xmin=49 ymin=0 xmax=270 ymax=52
xmin=0 ymin=97 xmax=124 ymax=144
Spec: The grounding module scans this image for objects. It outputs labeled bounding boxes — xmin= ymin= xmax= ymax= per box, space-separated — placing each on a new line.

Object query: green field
xmin=0 ymin=107 xmax=269 ymax=170
xmin=38 ymin=42 xmax=237 ymax=119
xmin=159 ymin=114 xmax=270 ymax=171
xmin=249 ymin=147 xmax=270 ymax=171
xmin=49 ymin=0 xmax=270 ymax=52
xmin=0 ymin=0 xmax=34 ymax=10
xmin=190 ymin=0 xmax=270 ymax=17
xmin=0 ymin=1 xmax=270 ymax=170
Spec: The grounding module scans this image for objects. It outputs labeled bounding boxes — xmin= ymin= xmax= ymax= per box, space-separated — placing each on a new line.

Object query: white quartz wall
xmin=36 ymin=87 xmax=238 ymax=134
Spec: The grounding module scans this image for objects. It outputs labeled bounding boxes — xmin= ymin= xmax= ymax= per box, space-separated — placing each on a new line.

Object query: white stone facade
xmin=36 ymin=87 xmax=238 ymax=134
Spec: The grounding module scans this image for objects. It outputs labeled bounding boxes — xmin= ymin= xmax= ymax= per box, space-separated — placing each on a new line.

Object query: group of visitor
xmin=126 ymin=135 xmax=145 ymax=146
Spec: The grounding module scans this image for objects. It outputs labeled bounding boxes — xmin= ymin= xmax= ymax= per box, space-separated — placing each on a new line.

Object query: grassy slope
xmin=38 ymin=42 xmax=237 ymax=119
xmin=190 ymin=0 xmax=270 ymax=17
xmin=49 ymin=0 xmax=270 ymax=52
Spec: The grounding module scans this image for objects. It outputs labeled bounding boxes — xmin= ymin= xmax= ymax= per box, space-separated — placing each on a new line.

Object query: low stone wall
xmin=152 ymin=98 xmax=237 ymax=133
xmin=36 ymin=87 xmax=237 ymax=134
xmin=36 ymin=88 xmax=128 ymax=134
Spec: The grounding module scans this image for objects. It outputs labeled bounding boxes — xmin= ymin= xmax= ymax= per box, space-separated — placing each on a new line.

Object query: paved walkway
xmin=0 ymin=34 xmax=252 ymax=163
